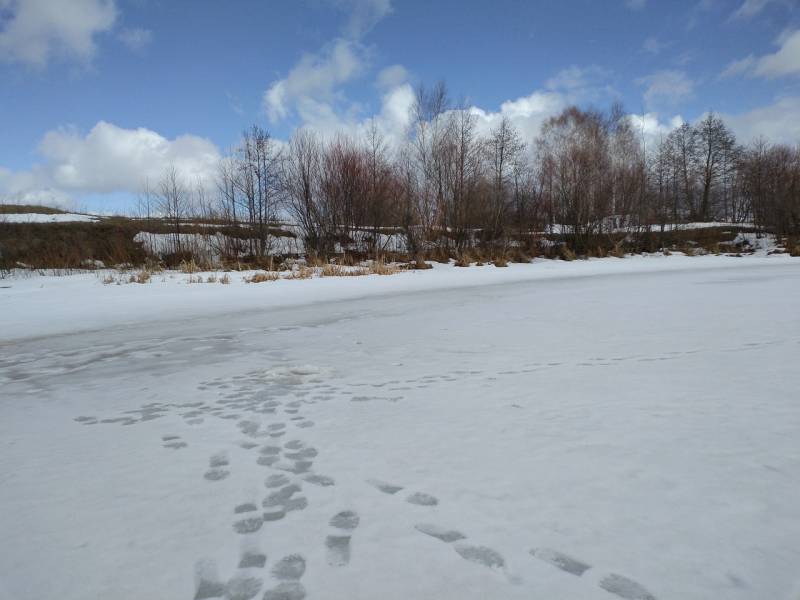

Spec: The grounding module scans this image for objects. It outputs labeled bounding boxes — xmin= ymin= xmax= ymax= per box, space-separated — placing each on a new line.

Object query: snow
xmin=0 ymin=252 xmax=794 ymax=342
xmin=0 ymin=212 xmax=98 ymax=223
xmin=1 ymin=254 xmax=800 ymax=600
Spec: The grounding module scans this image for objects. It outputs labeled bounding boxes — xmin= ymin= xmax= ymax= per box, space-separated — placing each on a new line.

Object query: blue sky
xmin=1 ymin=0 xmax=799 ymax=212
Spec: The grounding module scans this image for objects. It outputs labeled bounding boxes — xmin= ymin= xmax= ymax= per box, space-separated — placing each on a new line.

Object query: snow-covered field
xmin=1 ymin=255 xmax=799 ymax=600
xmin=0 ymin=212 xmax=98 ymax=223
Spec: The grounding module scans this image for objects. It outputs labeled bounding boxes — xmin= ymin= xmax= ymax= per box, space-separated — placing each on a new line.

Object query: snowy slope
xmin=1 ymin=258 xmax=799 ymax=600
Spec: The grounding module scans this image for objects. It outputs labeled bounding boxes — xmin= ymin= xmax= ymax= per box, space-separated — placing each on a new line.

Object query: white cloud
xmin=721 ymin=96 xmax=800 ymax=144
xmin=333 ymin=0 xmax=392 ymax=38
xmin=117 ymin=27 xmax=152 ymax=52
xmin=0 ymin=121 xmax=221 ymax=204
xmin=625 ymin=0 xmax=647 ymax=10
xmin=626 ymin=112 xmax=685 ymax=149
xmin=637 ymin=70 xmax=694 ymax=110
xmin=723 ymin=29 xmax=800 ymax=79
xmin=0 ymin=0 xmax=116 ymax=67
xmin=720 ymin=55 xmax=756 ymax=78
xmin=732 ymin=0 xmax=788 ymax=19
xmin=262 ymin=0 xmax=393 ymax=124
xmin=376 ymin=64 xmax=408 ymax=90
xmin=263 ymin=38 xmax=366 ymax=123
xmin=754 ymin=29 xmax=800 ymax=78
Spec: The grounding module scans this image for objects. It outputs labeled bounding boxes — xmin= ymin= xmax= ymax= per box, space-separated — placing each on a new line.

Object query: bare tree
xmin=157 ymin=165 xmax=191 ymax=256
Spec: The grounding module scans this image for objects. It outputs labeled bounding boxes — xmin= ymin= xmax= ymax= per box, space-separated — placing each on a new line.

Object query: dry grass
xmin=133 ymin=270 xmax=151 ymax=284
xmin=454 ymin=253 xmax=472 ymax=267
xmin=412 ymin=256 xmax=433 ymax=270
xmin=220 ymin=273 xmax=231 ymax=284
xmin=245 ymin=271 xmax=280 ymax=283
xmin=493 ymin=257 xmax=508 ymax=267
xmin=366 ymin=260 xmax=400 ymax=275
xmin=287 ymin=266 xmax=314 ymax=280
xmin=319 ymin=263 xmax=369 ymax=277
xmin=179 ymin=259 xmax=200 ymax=274
xmin=559 ymin=246 xmax=576 ymax=261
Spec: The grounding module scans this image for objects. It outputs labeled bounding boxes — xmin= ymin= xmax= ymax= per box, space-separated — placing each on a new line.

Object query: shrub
xmin=219 ymin=273 xmax=231 ymax=284
xmin=559 ymin=245 xmax=576 ymax=261
xmin=179 ymin=259 xmax=199 ymax=274
xmin=493 ymin=257 xmax=508 ymax=267
xmin=128 ymin=270 xmax=151 ymax=284
xmin=454 ymin=253 xmax=472 ymax=267
xmin=245 ymin=271 xmax=280 ymax=283
xmin=367 ymin=260 xmax=399 ymax=275
xmin=286 ymin=266 xmax=314 ymax=280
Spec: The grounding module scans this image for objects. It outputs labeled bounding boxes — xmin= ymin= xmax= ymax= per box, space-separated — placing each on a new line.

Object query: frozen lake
xmin=1 ymin=259 xmax=799 ymax=600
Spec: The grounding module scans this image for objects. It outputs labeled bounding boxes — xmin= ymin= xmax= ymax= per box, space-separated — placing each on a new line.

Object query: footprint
xmin=303 ymin=474 xmax=335 ymax=487
xmin=164 ymin=440 xmax=187 ymax=449
xmin=530 ymin=548 xmax=591 ymax=576
xmin=239 ymin=441 xmax=258 ymax=450
xmin=235 ymin=503 xmax=258 ymax=515
xmin=262 ymin=582 xmax=305 ymax=600
xmin=275 ymin=461 xmax=312 ymax=475
xmin=326 ymin=511 xmax=360 ymax=567
xmin=284 ymin=447 xmax=317 ymax=460
xmin=238 ymin=552 xmax=267 ymax=569
xmin=271 ymin=554 xmax=306 ymax=581
xmin=225 ymin=574 xmax=262 ymax=600
xmin=263 ymin=484 xmax=302 ymax=508
xmin=415 ymin=523 xmax=466 ymax=543
xmin=453 ymin=543 xmax=505 ymax=569
xmin=204 ymin=468 xmax=230 ymax=481
xmin=263 ymin=508 xmax=286 ymax=522
xmin=233 ymin=516 xmax=263 ymax=535
xmin=407 ymin=492 xmax=438 ymax=506
xmin=329 ymin=510 xmax=360 ymax=530
xmin=368 ymin=479 xmax=403 ymax=495
xmin=599 ymin=574 xmax=656 ymax=600
xmin=284 ymin=440 xmax=304 ymax=450
xmin=194 ymin=560 xmax=225 ymax=600
xmin=284 ymin=496 xmax=308 ymax=512
xmin=296 ymin=421 xmax=314 ymax=428
xmin=210 ymin=452 xmax=230 ymax=468
xmin=265 ymin=474 xmax=291 ymax=488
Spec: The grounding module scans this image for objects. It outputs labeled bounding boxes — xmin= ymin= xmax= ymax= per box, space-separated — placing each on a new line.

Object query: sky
xmin=1 ymin=0 xmax=800 ymax=213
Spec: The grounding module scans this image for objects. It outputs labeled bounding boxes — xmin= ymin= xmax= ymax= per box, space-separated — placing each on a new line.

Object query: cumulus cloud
xmin=0 ymin=0 xmax=116 ymax=67
xmin=721 ymin=96 xmax=800 ymax=144
xmin=627 ymin=112 xmax=685 ymax=149
xmin=117 ymin=27 xmax=152 ymax=52
xmin=263 ymin=39 xmax=366 ymax=123
xmin=637 ymin=70 xmax=694 ymax=111
xmin=376 ymin=64 xmax=408 ymax=90
xmin=723 ymin=29 xmax=800 ymax=79
xmin=0 ymin=121 xmax=221 ymax=205
xmin=262 ymin=0 xmax=393 ymax=124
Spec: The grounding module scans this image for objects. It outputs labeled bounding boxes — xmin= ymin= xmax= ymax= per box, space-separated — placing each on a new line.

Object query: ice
xmin=1 ymin=256 xmax=799 ymax=599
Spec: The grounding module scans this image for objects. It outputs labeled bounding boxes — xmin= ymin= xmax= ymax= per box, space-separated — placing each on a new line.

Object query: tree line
xmin=142 ymin=82 xmax=800 ymax=262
